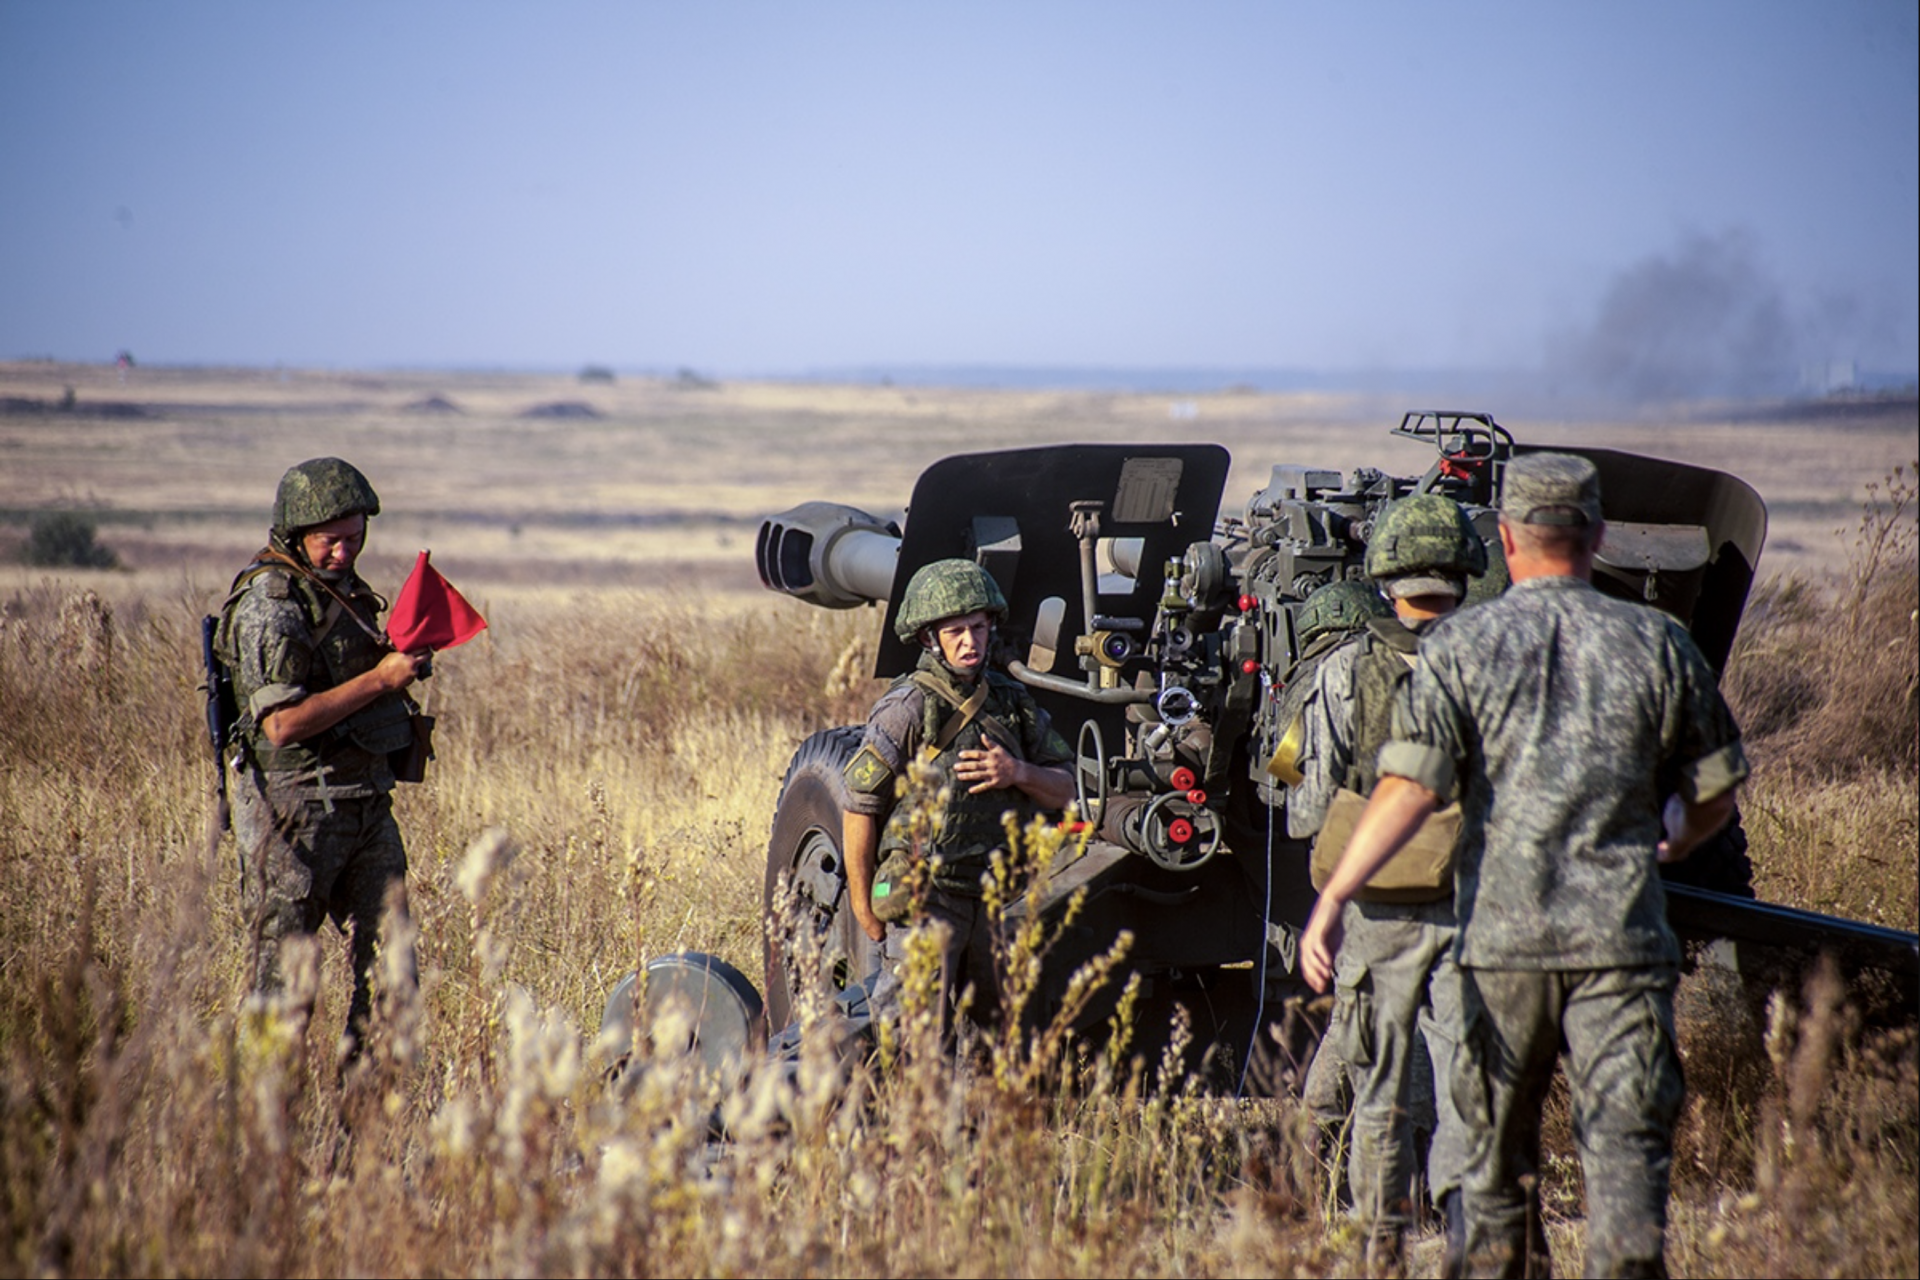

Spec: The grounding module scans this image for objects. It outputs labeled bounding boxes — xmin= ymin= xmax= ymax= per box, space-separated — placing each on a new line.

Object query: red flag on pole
xmin=388 ymin=550 xmax=488 ymax=652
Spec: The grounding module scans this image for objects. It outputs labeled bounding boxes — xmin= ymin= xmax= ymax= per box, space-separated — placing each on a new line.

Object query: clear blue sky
xmin=2 ymin=2 xmax=1914 ymax=386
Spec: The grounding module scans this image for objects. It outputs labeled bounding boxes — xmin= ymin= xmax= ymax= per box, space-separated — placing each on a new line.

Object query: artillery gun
xmin=611 ymin=413 xmax=1918 ymax=1088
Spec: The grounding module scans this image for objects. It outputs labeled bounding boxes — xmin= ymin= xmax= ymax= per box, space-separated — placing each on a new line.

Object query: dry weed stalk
xmin=1842 ymin=459 xmax=1918 ymax=632
xmin=0 ymin=525 xmax=1913 ymax=1276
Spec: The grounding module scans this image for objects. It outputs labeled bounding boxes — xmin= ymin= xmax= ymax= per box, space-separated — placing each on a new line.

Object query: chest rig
xmin=215 ymin=552 xmax=414 ymax=777
xmin=877 ymin=658 xmax=1036 ymax=889
xmin=1347 ymin=616 xmax=1421 ymax=799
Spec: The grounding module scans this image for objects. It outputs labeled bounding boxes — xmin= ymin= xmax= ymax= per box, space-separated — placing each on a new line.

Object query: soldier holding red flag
xmin=213 ymin=457 xmax=474 ymax=1069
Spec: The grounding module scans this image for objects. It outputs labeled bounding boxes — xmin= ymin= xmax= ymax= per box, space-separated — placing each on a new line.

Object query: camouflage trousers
xmin=873 ymin=881 xmax=1003 ymax=1042
xmin=232 ymin=771 xmax=415 ymax=1053
xmin=1328 ymin=897 xmax=1468 ymax=1254
xmin=1453 ymin=966 xmax=1684 ymax=1280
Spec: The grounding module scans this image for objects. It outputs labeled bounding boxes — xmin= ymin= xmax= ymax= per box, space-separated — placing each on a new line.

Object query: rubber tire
xmin=761 ymin=725 xmax=879 ymax=1032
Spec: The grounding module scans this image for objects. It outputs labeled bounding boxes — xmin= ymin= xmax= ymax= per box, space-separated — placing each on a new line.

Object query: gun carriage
xmin=606 ymin=414 xmax=1918 ymax=1086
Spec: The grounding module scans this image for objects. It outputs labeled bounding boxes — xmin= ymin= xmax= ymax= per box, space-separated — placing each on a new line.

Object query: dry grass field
xmin=0 ymin=360 xmax=1914 ymax=1277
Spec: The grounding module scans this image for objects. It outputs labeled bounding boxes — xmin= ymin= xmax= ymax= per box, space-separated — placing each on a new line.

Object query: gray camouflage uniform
xmin=1291 ymin=616 xmax=1469 ymax=1261
xmin=1380 ymin=574 xmax=1747 ymax=1278
xmin=220 ymin=560 xmax=416 ymax=1052
xmin=1279 ymin=581 xmax=1394 ymax=1138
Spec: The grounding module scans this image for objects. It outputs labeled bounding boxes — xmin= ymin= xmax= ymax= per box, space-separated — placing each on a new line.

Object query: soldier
xmin=215 ymin=457 xmax=431 ymax=1064
xmin=1301 ymin=454 xmax=1748 ymax=1278
xmin=841 ymin=558 xmax=1076 ymax=1039
xmin=1273 ymin=577 xmax=1396 ymax=787
xmin=1287 ymin=497 xmax=1486 ymax=1277
xmin=1270 ymin=578 xmax=1393 ymax=1190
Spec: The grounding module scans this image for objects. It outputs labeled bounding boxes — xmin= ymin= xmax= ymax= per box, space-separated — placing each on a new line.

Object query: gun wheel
xmin=761 ymin=725 xmax=882 ymax=1032
xmin=1075 ymin=717 xmax=1108 ymax=832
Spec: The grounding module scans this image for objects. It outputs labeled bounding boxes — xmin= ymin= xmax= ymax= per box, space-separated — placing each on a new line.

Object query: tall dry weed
xmin=1724 ymin=460 xmax=1918 ymax=782
xmin=1716 ymin=462 xmax=1919 ymax=937
xmin=0 ymin=462 xmax=1916 ymax=1275
xmin=1664 ymin=957 xmax=1919 ymax=1278
xmin=0 ymin=579 xmax=1330 ymax=1276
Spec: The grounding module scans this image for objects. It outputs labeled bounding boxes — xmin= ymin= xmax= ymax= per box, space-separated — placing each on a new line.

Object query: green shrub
xmin=23 ymin=511 xmax=118 ymax=569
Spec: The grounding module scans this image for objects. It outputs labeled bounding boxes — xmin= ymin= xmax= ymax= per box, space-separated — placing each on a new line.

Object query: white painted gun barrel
xmin=755 ymin=501 xmax=901 ymax=609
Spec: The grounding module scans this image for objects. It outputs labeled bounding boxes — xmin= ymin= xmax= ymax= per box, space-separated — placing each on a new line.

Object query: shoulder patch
xmin=844 ymin=745 xmax=896 ymax=796
xmin=260 ymin=570 xmax=294 ymax=600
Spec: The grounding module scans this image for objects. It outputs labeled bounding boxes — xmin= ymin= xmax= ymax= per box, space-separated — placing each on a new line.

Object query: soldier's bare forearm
xmin=1014 ymin=761 xmax=1077 ymax=811
xmin=1300 ymin=775 xmax=1441 ymax=991
xmin=843 ymin=810 xmax=885 ymax=941
xmin=1658 ymin=789 xmax=1738 ymax=863
xmin=959 ymin=741 xmax=1074 ymax=810
xmin=1322 ymin=775 xmax=1442 ymax=905
xmin=260 ymin=651 xmax=423 ymax=747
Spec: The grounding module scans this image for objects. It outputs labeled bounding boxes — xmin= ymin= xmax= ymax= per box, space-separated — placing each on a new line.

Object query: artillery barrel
xmin=756 ymin=502 xmax=900 ymax=609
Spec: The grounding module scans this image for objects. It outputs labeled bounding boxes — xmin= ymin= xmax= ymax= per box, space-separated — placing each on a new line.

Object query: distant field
xmin=1 ymin=360 xmax=1912 ymax=611
xmin=1 ymin=359 xmax=1913 ymax=1277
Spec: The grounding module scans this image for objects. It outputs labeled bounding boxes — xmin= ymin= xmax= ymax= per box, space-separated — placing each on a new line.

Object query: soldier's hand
xmin=1658 ymin=789 xmax=1736 ymax=863
xmin=1656 ymin=794 xmax=1688 ymax=862
xmin=852 ymin=898 xmax=886 ymax=943
xmin=1300 ymin=894 xmax=1345 ymax=993
xmin=375 ymin=648 xmax=432 ymax=691
xmin=956 ymin=739 xmax=1020 ymax=793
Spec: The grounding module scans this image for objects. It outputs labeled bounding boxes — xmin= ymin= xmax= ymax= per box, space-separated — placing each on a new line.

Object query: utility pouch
xmin=1310 ymin=787 xmax=1459 ymax=903
xmin=389 ymin=710 xmax=436 ymax=784
xmin=1332 ymin=966 xmax=1376 ymax=1068
xmin=869 ymin=849 xmax=916 ymax=923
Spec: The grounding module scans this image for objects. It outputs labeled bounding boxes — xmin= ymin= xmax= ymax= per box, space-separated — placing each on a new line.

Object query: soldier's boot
xmin=1307 ymin=1118 xmax=1352 ymax=1210
xmin=1364 ymin=1225 xmax=1406 ymax=1279
xmin=1439 ymin=1189 xmax=1467 ymax=1280
xmin=1301 ymin=1032 xmax=1354 ymax=1207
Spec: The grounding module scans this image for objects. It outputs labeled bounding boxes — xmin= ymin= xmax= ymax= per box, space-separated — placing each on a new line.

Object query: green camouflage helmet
xmin=894 ymin=558 xmax=1008 ymax=643
xmin=1296 ymin=578 xmax=1392 ymax=647
xmin=1364 ymin=495 xmax=1488 ymax=581
xmin=272 ymin=457 xmax=381 ymax=533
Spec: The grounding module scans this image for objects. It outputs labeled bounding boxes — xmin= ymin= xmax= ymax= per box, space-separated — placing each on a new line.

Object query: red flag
xmin=388 ymin=550 xmax=488 ymax=652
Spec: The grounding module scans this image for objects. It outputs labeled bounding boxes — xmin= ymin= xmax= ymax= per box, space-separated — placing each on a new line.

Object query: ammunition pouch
xmin=870 ymin=849 xmax=915 ymax=923
xmin=389 ymin=708 xmax=435 ymax=784
xmin=342 ymin=689 xmax=415 ymax=757
xmin=1311 ymin=787 xmax=1459 ymax=903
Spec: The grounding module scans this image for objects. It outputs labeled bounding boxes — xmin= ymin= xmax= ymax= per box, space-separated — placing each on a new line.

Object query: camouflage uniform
xmin=844 ymin=647 xmax=1072 ymax=1031
xmin=1276 ymin=579 xmax=1393 ymax=820
xmin=1294 ymin=616 xmax=1469 ymax=1266
xmin=1378 ymin=457 xmax=1748 ymax=1278
xmin=217 ymin=460 xmax=417 ymax=1054
xmin=1279 ymin=579 xmax=1394 ymax=1176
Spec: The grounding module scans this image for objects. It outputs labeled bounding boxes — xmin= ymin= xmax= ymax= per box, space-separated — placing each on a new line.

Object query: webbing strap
xmin=910 ymin=670 xmax=993 ymax=752
xmin=254 ymin=549 xmax=388 ymax=647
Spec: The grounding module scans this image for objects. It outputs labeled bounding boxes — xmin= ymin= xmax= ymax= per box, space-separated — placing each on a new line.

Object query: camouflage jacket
xmin=216 ymin=557 xmax=413 ymax=797
xmin=1286 ymin=616 xmax=1424 ymax=839
xmin=843 ymin=650 xmax=1072 ymax=886
xmin=1378 ymin=576 xmax=1748 ymax=970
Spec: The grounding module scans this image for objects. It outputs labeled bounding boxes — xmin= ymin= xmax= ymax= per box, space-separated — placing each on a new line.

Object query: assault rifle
xmin=199 ymin=614 xmax=238 ymax=833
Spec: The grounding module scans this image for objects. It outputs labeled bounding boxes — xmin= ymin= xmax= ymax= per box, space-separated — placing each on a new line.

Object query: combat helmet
xmin=272 ymin=457 xmax=381 ymax=534
xmin=1296 ymin=578 xmax=1391 ymax=648
xmin=894 ymin=559 xmax=1008 ymax=643
xmin=1365 ymin=495 xmax=1488 ymax=596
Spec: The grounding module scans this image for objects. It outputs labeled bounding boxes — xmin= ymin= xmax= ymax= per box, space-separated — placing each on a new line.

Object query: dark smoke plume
xmin=1550 ymin=229 xmax=1799 ymax=403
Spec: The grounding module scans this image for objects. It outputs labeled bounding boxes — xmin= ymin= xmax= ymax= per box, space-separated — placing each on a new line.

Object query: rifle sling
xmin=254 ymin=549 xmax=389 ymax=647
xmin=909 ymin=670 xmax=1002 ymax=752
